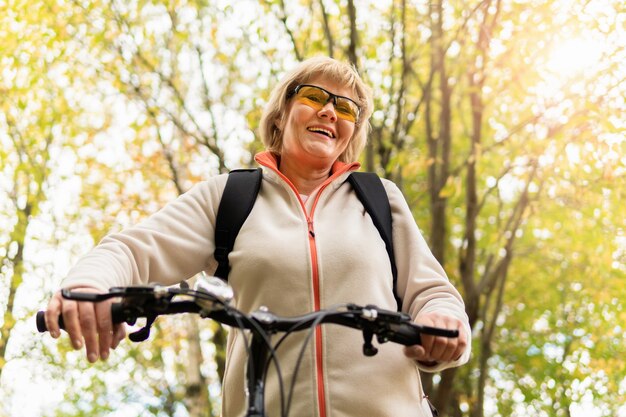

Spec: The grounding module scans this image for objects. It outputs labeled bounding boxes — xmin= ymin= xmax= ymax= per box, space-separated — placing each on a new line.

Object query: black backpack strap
xmin=213 ymin=168 xmax=262 ymax=280
xmin=348 ymin=172 xmax=401 ymax=310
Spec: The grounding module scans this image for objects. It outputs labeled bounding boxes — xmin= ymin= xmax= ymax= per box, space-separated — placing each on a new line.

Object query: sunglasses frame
xmin=288 ymin=84 xmax=361 ymax=122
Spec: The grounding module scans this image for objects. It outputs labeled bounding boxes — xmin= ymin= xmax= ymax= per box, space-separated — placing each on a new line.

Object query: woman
xmin=45 ymin=56 xmax=470 ymax=417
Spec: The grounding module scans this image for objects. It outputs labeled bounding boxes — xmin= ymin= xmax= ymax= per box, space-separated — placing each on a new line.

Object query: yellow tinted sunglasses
xmin=289 ymin=84 xmax=361 ymax=123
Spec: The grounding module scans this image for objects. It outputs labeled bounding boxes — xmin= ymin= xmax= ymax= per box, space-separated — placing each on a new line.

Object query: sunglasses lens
xmin=295 ymin=86 xmax=359 ymax=123
xmin=334 ymin=99 xmax=358 ymax=122
xmin=296 ymin=86 xmax=329 ymax=110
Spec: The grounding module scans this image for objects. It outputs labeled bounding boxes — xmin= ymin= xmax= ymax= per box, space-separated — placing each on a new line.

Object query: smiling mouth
xmin=307 ymin=127 xmax=335 ymax=138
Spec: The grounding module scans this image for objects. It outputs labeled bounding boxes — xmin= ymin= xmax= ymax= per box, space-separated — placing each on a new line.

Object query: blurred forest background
xmin=1 ymin=0 xmax=625 ymax=416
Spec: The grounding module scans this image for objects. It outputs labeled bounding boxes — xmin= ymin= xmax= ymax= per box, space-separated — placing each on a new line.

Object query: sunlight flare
xmin=546 ymin=37 xmax=605 ymax=77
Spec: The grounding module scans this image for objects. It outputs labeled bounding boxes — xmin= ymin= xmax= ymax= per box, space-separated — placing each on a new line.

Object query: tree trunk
xmin=213 ymin=323 xmax=228 ymax=385
xmin=318 ymin=0 xmax=334 ymax=58
xmin=434 ymin=367 xmax=459 ymax=416
xmin=346 ymin=0 xmax=358 ymax=69
xmin=0 ymin=219 xmax=27 ymax=378
xmin=427 ymin=0 xmax=451 ymax=266
xmin=423 ymin=2 xmax=455 ymax=412
xmin=184 ymin=315 xmax=212 ymax=417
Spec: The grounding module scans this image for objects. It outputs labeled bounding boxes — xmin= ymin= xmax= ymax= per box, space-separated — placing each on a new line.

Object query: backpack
xmin=213 ymin=168 xmax=401 ymax=310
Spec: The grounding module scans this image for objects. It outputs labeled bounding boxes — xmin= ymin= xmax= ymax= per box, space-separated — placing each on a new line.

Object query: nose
xmin=317 ymin=102 xmax=337 ymax=122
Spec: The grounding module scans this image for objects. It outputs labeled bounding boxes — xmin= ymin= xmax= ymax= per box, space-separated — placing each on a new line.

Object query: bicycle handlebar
xmin=36 ymin=277 xmax=459 ymax=417
xmin=36 ymin=284 xmax=458 ymax=346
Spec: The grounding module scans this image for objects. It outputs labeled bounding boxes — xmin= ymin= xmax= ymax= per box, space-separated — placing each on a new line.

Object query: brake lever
xmin=349 ymin=304 xmax=411 ymax=323
xmin=356 ymin=304 xmax=459 ymax=338
xmin=128 ymin=315 xmax=157 ymax=342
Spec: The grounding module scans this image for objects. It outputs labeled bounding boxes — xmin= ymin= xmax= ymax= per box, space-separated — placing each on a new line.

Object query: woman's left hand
xmin=403 ymin=312 xmax=468 ymax=364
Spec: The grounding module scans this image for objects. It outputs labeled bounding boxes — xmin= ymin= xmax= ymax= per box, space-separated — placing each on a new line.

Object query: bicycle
xmin=37 ymin=276 xmax=458 ymax=417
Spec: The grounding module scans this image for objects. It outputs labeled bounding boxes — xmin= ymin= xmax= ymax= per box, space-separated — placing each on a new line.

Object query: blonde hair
xmin=259 ymin=56 xmax=374 ymax=163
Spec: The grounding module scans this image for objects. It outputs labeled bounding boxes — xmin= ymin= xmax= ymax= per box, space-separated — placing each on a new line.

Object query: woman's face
xmin=279 ymin=76 xmax=357 ymax=169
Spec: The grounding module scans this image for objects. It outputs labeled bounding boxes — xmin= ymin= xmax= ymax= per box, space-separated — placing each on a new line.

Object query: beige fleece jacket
xmin=62 ymin=151 xmax=471 ymax=417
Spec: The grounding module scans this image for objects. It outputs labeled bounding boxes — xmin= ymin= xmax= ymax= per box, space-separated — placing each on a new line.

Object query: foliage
xmin=0 ymin=0 xmax=624 ymax=416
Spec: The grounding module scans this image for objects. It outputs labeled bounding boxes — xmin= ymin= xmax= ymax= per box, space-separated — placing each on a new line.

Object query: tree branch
xmin=318 ymin=0 xmax=334 ymax=57
xmin=346 ymin=0 xmax=358 ymax=68
xmin=277 ymin=0 xmax=302 ymax=61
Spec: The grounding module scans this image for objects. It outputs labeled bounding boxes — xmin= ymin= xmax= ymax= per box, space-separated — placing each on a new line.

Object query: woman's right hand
xmin=44 ymin=287 xmax=126 ymax=363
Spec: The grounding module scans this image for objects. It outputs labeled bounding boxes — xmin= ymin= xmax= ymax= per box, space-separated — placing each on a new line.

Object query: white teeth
xmin=308 ymin=127 xmax=335 ymax=138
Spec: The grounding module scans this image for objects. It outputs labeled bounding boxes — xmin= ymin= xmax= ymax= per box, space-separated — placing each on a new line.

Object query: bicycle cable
xmin=284 ymin=307 xmax=345 ymax=417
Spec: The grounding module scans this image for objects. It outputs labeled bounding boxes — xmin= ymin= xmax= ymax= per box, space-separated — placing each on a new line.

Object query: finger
xmin=419 ymin=334 xmax=435 ymax=359
xmin=44 ymin=292 xmax=63 ymax=339
xmin=433 ymin=316 xmax=462 ymax=360
xmin=111 ymin=323 xmax=126 ymax=349
xmin=403 ymin=345 xmax=426 ymax=360
xmin=78 ymin=301 xmax=99 ymax=363
xmin=451 ymin=327 xmax=468 ymax=361
xmin=438 ymin=336 xmax=459 ymax=362
xmin=414 ymin=315 xmax=437 ymax=355
xmin=428 ymin=335 xmax=452 ymax=361
xmin=61 ymin=299 xmax=84 ymax=350
xmin=96 ymin=300 xmax=113 ymax=361
xmin=432 ymin=318 xmax=466 ymax=361
xmin=416 ymin=315 xmax=454 ymax=359
xmin=436 ymin=317 xmax=465 ymax=361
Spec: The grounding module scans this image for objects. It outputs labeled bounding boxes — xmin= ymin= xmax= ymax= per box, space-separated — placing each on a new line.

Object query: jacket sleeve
xmin=383 ymin=179 xmax=472 ymax=372
xmin=60 ymin=175 xmax=229 ymax=292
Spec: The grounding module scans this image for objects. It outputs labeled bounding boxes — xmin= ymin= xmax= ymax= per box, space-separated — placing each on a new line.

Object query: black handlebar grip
xmin=388 ymin=323 xmax=422 ymax=345
xmin=421 ymin=325 xmax=459 ymax=338
xmin=36 ymin=303 xmax=130 ymax=333
xmin=388 ymin=324 xmax=459 ymax=346
xmin=36 ymin=311 xmax=65 ymax=333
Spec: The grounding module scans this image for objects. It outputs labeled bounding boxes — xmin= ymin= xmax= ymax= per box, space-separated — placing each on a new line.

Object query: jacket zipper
xmin=307 ymin=195 xmax=326 ymax=417
xmin=290 ymin=187 xmax=328 ymax=417
xmin=304 ymin=182 xmax=343 ymax=417
xmin=275 ymin=178 xmax=329 ymax=417
xmin=258 ymin=157 xmax=358 ymax=417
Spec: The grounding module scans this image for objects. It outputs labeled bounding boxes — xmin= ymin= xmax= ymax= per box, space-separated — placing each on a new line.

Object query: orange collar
xmin=254 ymin=151 xmax=360 ymax=176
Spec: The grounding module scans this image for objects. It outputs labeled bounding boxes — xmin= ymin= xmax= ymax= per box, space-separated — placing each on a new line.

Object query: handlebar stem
xmin=245 ymin=332 xmax=270 ymax=417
